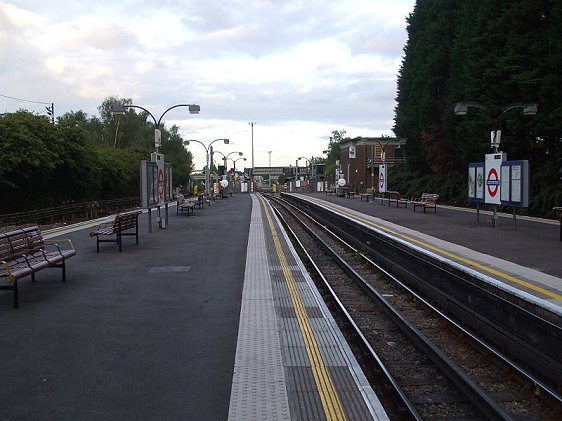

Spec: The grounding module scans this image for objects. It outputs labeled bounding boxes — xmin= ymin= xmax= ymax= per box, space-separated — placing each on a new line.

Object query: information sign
xmin=378 ymin=164 xmax=387 ymax=193
xmin=484 ymin=153 xmax=504 ymax=205
xmin=468 ymin=162 xmax=485 ymax=203
xmin=500 ymin=160 xmax=529 ymax=207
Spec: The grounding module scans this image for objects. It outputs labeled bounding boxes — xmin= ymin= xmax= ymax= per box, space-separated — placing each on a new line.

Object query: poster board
xmin=500 ymin=160 xmax=529 ymax=207
xmin=140 ymin=154 xmax=173 ymax=208
xmin=468 ymin=162 xmax=485 ymax=203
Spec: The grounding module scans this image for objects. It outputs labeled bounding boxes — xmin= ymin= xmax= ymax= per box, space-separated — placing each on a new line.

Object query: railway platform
xmin=0 ymin=192 xmax=387 ymax=420
xmin=296 ymin=191 xmax=562 ymax=311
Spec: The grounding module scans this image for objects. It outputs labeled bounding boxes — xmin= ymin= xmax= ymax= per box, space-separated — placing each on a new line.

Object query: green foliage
xmin=394 ymin=0 xmax=562 ymax=217
xmin=324 ymin=129 xmax=345 ymax=183
xmin=0 ymin=98 xmax=196 ymax=213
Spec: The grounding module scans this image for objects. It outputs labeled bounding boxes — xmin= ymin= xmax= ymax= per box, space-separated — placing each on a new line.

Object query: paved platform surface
xmin=0 ymin=194 xmax=252 ymax=420
xmin=296 ymin=192 xmax=562 ymax=310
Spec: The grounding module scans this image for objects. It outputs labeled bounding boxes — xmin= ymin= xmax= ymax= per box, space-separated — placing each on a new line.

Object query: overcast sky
xmin=1 ymin=0 xmax=415 ymax=169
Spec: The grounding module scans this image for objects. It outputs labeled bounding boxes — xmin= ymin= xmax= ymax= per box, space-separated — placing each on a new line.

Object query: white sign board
xmin=349 ymin=145 xmax=356 ymax=159
xmin=484 ymin=153 xmax=504 ymax=205
xmin=378 ymin=164 xmax=387 ymax=193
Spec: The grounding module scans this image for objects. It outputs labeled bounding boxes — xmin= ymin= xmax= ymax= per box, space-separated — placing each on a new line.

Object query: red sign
xmin=486 ymin=168 xmax=499 ymax=197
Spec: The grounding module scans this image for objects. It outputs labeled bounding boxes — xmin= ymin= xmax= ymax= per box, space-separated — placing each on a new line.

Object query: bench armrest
xmin=89 ymin=221 xmax=113 ymax=236
xmin=44 ymin=238 xmax=76 ymax=254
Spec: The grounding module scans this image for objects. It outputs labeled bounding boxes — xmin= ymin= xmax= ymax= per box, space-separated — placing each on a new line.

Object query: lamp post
xmin=112 ymin=103 xmax=200 ymax=152
xmin=231 ymin=157 xmax=247 ymax=175
xmin=454 ymin=101 xmax=538 ymax=152
xmin=213 ymin=150 xmax=243 ymax=192
xmin=297 ymin=156 xmax=310 ymax=190
xmin=182 ymin=138 xmax=229 ymax=196
xmin=249 ymin=122 xmax=256 ymax=191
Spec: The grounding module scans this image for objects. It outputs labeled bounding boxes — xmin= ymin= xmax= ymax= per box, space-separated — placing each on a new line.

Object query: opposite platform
xmin=294 ymin=192 xmax=562 ymax=312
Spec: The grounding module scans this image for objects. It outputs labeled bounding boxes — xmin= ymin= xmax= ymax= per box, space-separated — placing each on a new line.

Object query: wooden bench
xmin=176 ymin=194 xmax=196 ymax=215
xmin=386 ymin=191 xmax=408 ymax=208
xmin=359 ymin=188 xmax=375 ymax=202
xmin=89 ymin=210 xmax=142 ymax=252
xmin=0 ymin=226 xmax=76 ymax=307
xmin=411 ymin=193 xmax=439 ymax=213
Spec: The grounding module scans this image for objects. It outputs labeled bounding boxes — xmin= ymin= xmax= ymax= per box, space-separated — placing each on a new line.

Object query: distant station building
xmin=339 ymin=136 xmax=405 ymax=192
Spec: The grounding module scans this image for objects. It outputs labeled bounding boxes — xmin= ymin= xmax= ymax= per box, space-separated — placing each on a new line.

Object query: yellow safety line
xmin=258 ymin=195 xmax=347 ymax=421
xmin=309 ymin=197 xmax=562 ymax=301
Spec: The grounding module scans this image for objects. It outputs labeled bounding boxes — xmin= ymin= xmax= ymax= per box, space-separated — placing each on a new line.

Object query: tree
xmin=324 ymin=129 xmax=345 ymax=183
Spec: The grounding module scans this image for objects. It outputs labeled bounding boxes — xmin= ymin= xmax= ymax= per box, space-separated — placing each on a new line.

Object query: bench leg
xmin=118 ymin=231 xmax=123 ymax=252
xmin=96 ymin=236 xmax=100 ymax=252
xmin=14 ymin=279 xmax=19 ymax=308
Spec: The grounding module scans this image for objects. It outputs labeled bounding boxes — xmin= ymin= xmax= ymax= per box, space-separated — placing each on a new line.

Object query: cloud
xmin=0 ymin=0 xmax=415 ymax=167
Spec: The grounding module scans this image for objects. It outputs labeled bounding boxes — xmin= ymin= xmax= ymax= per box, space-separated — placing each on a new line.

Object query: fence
xmin=0 ymin=197 xmax=139 ymax=230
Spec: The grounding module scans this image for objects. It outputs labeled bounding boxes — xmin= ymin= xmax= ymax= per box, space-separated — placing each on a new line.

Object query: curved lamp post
xmin=183 ymin=138 xmax=229 ymax=195
xmin=213 ymin=151 xmax=243 ymax=174
xmin=112 ymin=103 xmax=200 ymax=152
xmin=232 ymin=157 xmax=247 ymax=173
xmin=296 ymin=156 xmax=310 ymax=184
xmin=453 ymin=101 xmax=538 ymax=152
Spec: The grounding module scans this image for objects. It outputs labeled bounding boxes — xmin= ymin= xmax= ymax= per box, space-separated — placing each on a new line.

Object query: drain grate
xmin=148 ymin=266 xmax=191 ymax=274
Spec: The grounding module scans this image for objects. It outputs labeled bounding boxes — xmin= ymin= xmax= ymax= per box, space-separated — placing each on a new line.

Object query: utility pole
xmin=249 ymin=122 xmax=256 ymax=191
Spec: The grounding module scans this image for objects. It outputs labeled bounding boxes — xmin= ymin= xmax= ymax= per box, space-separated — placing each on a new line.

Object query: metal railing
xmin=0 ymin=197 xmax=139 ymax=230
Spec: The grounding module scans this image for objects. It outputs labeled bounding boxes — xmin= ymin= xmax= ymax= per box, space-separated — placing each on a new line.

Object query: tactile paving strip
xmin=228 ymin=198 xmax=291 ymax=421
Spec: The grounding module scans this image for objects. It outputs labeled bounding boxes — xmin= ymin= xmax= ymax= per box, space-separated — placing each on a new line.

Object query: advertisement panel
xmin=500 ymin=160 xmax=529 ymax=207
xmin=468 ymin=162 xmax=485 ymax=203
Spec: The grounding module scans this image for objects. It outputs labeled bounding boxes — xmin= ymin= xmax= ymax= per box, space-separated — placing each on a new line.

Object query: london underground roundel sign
xmin=484 ymin=152 xmax=503 ymax=205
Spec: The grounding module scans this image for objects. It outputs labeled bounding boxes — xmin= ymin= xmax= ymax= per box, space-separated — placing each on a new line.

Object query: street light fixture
xmin=182 ymin=138 xmax=229 ymax=195
xmin=212 ymin=150 xmax=243 ymax=182
xmin=453 ymin=101 xmax=538 ymax=152
xmin=232 ymin=157 xmax=247 ymax=173
xmin=249 ymin=122 xmax=256 ymax=191
xmin=297 ymin=156 xmax=310 ymax=180
xmin=112 ymin=103 xmax=200 ymax=151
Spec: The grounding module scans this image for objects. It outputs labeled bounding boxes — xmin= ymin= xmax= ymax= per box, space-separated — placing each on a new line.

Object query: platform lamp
xmin=453 ymin=102 xmax=538 ymax=152
xmin=183 ymin=138 xmax=229 ymax=195
xmin=112 ymin=103 xmax=200 ymax=152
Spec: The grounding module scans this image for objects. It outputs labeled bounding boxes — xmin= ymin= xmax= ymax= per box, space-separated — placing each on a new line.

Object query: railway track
xmin=265 ymin=193 xmax=561 ymax=420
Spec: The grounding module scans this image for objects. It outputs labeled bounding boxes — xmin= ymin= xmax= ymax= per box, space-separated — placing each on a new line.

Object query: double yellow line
xmin=259 ymin=195 xmax=347 ymax=421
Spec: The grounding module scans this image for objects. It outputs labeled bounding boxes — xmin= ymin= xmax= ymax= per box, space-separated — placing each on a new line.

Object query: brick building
xmin=339 ymin=137 xmax=405 ymax=192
